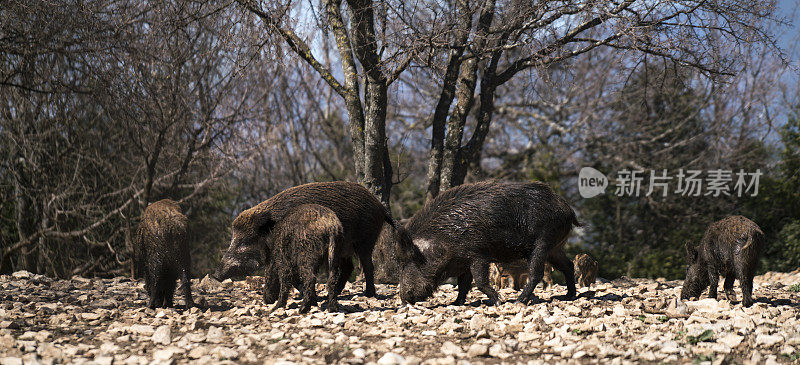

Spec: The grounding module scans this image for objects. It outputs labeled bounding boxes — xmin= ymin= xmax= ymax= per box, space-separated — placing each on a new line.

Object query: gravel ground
xmin=1 ymin=269 xmax=799 ymax=364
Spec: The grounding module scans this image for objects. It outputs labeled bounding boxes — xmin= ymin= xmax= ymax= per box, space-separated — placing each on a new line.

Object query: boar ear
xmin=255 ymin=213 xmax=275 ymax=235
xmin=395 ymin=238 xmax=413 ymax=263
xmin=395 ymin=235 xmax=422 ymax=264
xmin=684 ymin=242 xmax=698 ymax=261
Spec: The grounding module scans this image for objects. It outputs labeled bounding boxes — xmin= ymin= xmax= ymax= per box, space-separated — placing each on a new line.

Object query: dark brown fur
xmin=269 ymin=204 xmax=349 ymax=313
xmin=396 ymin=181 xmax=580 ymax=305
xmin=214 ymin=181 xmax=411 ymax=301
xmin=681 ymin=215 xmax=764 ymax=307
xmin=135 ymin=199 xmax=193 ymax=309
xmin=574 ymin=254 xmax=598 ymax=287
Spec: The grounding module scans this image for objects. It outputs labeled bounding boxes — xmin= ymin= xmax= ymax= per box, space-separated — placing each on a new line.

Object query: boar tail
xmin=738 ymin=227 xmax=764 ymax=253
xmin=571 ymin=211 xmax=583 ymax=228
xmin=328 ymin=234 xmax=338 ymax=272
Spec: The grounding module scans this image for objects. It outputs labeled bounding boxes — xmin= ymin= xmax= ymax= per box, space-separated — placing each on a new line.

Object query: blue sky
xmin=777 ymin=0 xmax=799 ymax=66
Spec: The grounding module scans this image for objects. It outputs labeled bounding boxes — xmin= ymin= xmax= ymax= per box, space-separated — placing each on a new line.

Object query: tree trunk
xmin=424 ymin=0 xmax=473 ymax=202
xmin=14 ymin=177 xmax=37 ymax=272
xmin=439 ymin=57 xmax=478 ymax=192
xmin=362 ymin=79 xmax=390 ymax=206
xmin=347 ymin=0 xmax=391 ymax=208
xmin=451 ymin=51 xmax=500 ymax=186
xmin=438 ymin=0 xmax=496 ymax=193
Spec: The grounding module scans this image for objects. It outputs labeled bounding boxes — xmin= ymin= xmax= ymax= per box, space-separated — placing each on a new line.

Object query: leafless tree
xmin=0 ymin=0 xmax=274 ymax=276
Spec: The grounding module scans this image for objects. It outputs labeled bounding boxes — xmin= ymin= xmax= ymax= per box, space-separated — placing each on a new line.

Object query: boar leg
xmin=334 ymin=258 xmax=354 ymax=294
xmin=182 ymin=268 xmax=194 ymax=308
xmin=164 ymin=285 xmax=175 ymax=308
xmin=181 ymin=247 xmax=194 ymax=308
xmin=707 ymin=270 xmax=719 ymax=299
xmin=147 ymin=270 xmax=160 ymax=309
xmin=453 ymin=272 xmax=473 ymax=306
xmin=271 ymin=276 xmax=290 ymax=312
xmin=723 ymin=275 xmax=736 ymax=302
xmin=263 ymin=270 xmax=280 ymax=305
xmin=471 ymin=260 xmax=501 ymax=305
xmin=299 ymin=271 xmax=317 ymax=314
xmin=357 ymin=251 xmax=377 ymax=298
xmin=548 ymin=248 xmax=576 ymax=300
xmin=738 ymin=267 xmax=755 ymax=307
xmin=325 ymin=260 xmax=341 ymax=312
xmin=517 ymin=245 xmax=548 ymax=304
xmin=722 ymin=273 xmax=736 ymax=302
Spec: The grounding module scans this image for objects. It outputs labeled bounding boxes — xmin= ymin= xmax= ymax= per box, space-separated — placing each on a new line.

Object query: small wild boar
xmin=214 ymin=181 xmax=410 ymax=302
xmin=396 ymin=181 xmax=581 ymax=305
xmin=490 ymin=261 xmax=529 ymax=290
xmin=574 ymin=254 xmax=598 ymax=287
xmin=135 ymin=199 xmax=193 ymax=309
xmin=681 ymin=215 xmax=764 ymax=307
xmin=542 ymin=263 xmax=554 ymax=289
xmin=269 ymin=204 xmax=349 ymax=313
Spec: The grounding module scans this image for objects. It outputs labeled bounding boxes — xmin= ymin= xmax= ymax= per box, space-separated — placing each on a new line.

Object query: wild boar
xmin=135 ymin=199 xmax=193 ymax=309
xmin=269 ymin=204 xmax=349 ymax=313
xmin=574 ymin=254 xmax=598 ymax=287
xmin=489 ymin=261 xmax=529 ymax=290
xmin=214 ymin=181 xmax=410 ymax=300
xmin=681 ymin=215 xmax=764 ymax=307
xmin=542 ymin=263 xmax=554 ymax=289
xmin=396 ymin=181 xmax=581 ymax=305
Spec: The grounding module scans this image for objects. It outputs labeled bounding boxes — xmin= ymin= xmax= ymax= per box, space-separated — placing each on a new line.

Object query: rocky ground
xmin=1 ymin=270 xmax=799 ymax=365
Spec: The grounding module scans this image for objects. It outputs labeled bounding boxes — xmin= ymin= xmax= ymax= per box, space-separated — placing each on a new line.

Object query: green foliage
xmin=777 ymin=221 xmax=800 ymax=272
xmin=578 ymin=65 xmax=800 ymax=280
xmin=740 ymin=107 xmax=800 ymax=273
xmin=788 ymin=283 xmax=800 ymax=293
xmin=686 ymin=330 xmax=715 ymax=345
xmin=782 ymin=352 xmax=800 ymax=362
xmin=579 ymin=64 xmax=721 ymax=280
xmin=694 ymin=354 xmax=715 ymax=363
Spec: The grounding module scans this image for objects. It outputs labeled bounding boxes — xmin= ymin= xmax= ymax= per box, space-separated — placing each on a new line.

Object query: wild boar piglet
xmin=269 ymin=204 xmax=350 ymax=313
xmin=681 ymin=215 xmax=764 ymax=307
xmin=136 ymin=199 xmax=193 ymax=309
xmin=574 ymin=254 xmax=598 ymax=288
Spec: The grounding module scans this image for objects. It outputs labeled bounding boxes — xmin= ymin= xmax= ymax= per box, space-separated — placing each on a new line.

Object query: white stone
xmin=128 ymin=324 xmax=155 ymax=336
xmin=211 ymin=346 xmax=238 ymax=359
xmin=187 ymin=347 xmax=207 ymax=359
xmin=153 ymin=347 xmax=180 ymax=362
xmin=152 ymin=325 xmax=171 ymax=345
xmin=11 ymin=271 xmax=31 ymax=279
xmin=718 ymin=333 xmax=744 ymax=348
xmin=352 ymin=348 xmax=366 ymax=358
xmin=466 ymin=343 xmax=488 ymax=357
xmin=206 ymin=326 xmax=224 ymax=343
xmin=756 ymin=333 xmax=784 ymax=347
xmin=377 ymin=352 xmax=405 ymax=365
xmin=440 ymin=341 xmax=463 ymax=356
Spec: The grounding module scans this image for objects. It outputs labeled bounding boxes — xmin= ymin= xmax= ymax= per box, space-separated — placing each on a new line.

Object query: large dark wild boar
xmin=135 ymin=199 xmax=193 ymax=309
xmin=681 ymin=215 xmax=764 ymax=307
xmin=574 ymin=254 xmax=598 ymax=287
xmin=396 ymin=181 xmax=581 ymax=305
xmin=270 ymin=204 xmax=349 ymax=313
xmin=214 ymin=181 xmax=410 ymax=299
